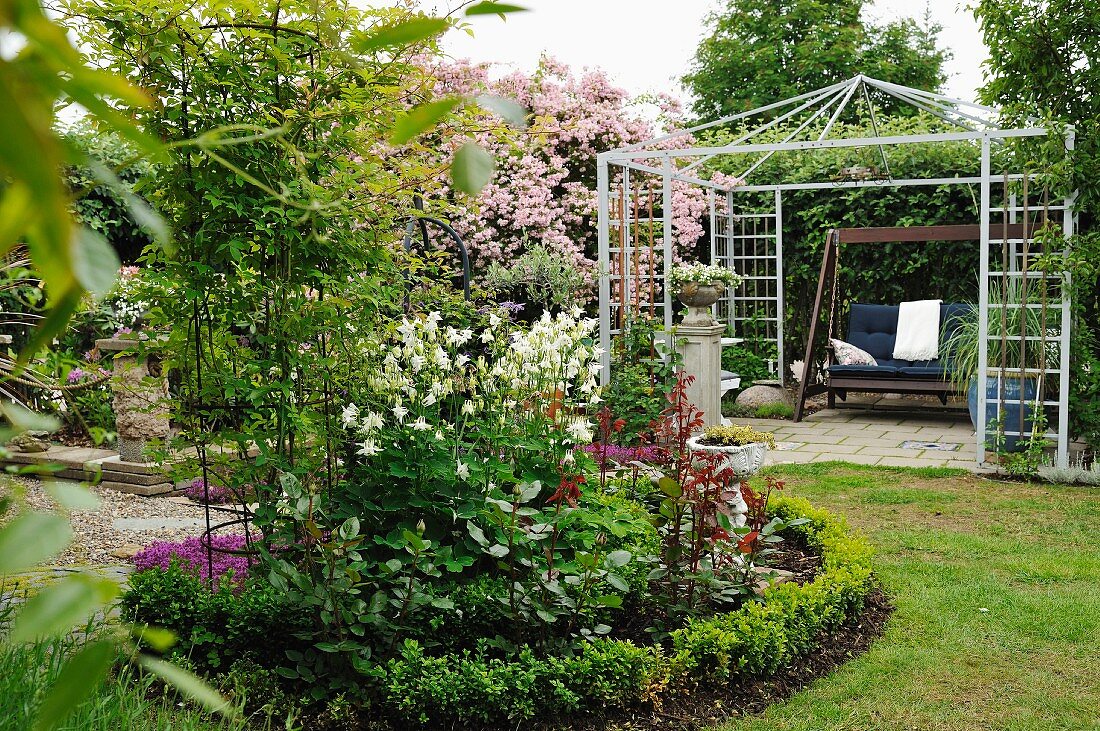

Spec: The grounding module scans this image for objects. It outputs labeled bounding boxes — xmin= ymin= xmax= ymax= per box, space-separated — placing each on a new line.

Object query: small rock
xmin=735 ymin=385 xmax=790 ymax=409
xmin=7 ymin=431 xmax=51 ymax=452
xmin=110 ymin=544 xmax=144 ymax=559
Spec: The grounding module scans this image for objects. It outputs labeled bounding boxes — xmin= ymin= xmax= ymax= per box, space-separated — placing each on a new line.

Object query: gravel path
xmin=5 ymin=477 xmax=227 ymax=566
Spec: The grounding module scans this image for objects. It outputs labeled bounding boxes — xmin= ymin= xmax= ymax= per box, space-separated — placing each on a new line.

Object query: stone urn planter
xmin=686 ymin=436 xmax=769 ymax=479
xmin=676 ymin=282 xmax=725 ymax=326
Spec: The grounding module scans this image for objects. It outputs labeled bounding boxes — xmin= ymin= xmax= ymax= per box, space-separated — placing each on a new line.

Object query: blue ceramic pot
xmin=967 ymin=375 xmax=1039 ymax=452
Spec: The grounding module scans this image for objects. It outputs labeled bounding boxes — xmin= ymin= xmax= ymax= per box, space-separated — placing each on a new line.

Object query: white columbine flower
xmin=411 ymin=417 xmax=431 ymax=431
xmin=393 ymin=404 xmax=409 ymax=423
xmin=489 ymin=313 xmax=501 ymax=327
xmin=410 ymin=354 xmax=426 ymax=372
xmin=341 ymin=403 xmax=359 ymax=428
xmin=566 ymin=419 xmax=594 ymax=443
xmin=456 ymin=461 xmax=470 ymax=480
xmin=360 ymin=411 xmax=384 ymax=432
xmin=480 ymin=330 xmax=494 ymax=343
xmin=357 ymin=439 xmax=381 ymax=457
xmin=461 ymin=400 xmax=476 ymax=416
xmin=423 ymin=392 xmax=437 ymax=407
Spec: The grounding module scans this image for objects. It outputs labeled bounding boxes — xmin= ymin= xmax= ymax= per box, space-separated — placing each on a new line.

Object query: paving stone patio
xmin=735 ymin=407 xmax=981 ymax=470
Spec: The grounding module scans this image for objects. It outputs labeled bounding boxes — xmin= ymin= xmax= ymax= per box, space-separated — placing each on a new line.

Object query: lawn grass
xmin=0 ymin=628 xmax=291 ymax=731
xmin=721 ymin=463 xmax=1100 ymax=731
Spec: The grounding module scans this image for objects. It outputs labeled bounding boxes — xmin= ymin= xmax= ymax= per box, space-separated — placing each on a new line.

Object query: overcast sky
xmin=443 ymin=1 xmax=988 ymax=109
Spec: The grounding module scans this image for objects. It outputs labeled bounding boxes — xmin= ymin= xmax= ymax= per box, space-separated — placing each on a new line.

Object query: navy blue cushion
xmin=845 ymin=302 xmax=970 ymax=371
xmin=828 ymin=364 xmax=898 ymax=376
xmin=897 ymin=366 xmax=951 ymax=378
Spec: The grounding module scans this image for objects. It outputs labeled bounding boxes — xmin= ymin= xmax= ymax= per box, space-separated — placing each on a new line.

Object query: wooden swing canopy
xmin=792 ymin=223 xmax=1059 ymax=422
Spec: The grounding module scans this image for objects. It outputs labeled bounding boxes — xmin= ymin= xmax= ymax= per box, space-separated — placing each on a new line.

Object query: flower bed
xmin=367 ymin=495 xmax=874 ymax=728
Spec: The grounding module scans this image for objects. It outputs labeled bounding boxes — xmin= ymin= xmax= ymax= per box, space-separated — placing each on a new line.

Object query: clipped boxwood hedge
xmin=375 ymin=496 xmax=876 ymax=727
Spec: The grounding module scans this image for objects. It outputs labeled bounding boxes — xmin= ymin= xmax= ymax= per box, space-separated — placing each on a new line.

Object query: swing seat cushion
xmin=826 ymin=303 xmax=969 ymax=380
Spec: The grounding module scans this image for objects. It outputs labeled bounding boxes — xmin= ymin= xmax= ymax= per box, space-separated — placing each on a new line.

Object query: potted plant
xmin=941 ymin=280 xmax=1051 ymax=452
xmin=667 ymin=263 xmax=743 ymax=326
xmin=687 ymin=424 xmax=776 ymax=478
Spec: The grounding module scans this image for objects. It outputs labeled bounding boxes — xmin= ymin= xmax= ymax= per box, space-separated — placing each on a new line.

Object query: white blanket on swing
xmin=893 ymin=299 xmax=942 ymax=361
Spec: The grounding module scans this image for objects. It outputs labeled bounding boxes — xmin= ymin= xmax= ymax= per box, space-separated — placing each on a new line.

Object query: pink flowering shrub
xmin=133 ymin=534 xmax=254 ymax=585
xmin=429 ymin=57 xmax=707 ymax=288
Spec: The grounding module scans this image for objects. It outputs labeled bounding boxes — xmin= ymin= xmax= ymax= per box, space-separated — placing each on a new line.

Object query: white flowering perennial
xmin=344 ymin=309 xmax=602 ymax=470
xmin=667 ymin=262 xmax=744 ymax=291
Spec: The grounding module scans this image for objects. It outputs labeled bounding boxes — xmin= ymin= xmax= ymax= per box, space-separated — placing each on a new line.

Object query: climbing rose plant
xmin=429 ymin=56 xmax=708 ymax=283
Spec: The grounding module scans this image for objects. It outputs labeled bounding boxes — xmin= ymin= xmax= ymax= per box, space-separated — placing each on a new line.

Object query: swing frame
xmin=793 ymin=223 xmax=1052 ymax=422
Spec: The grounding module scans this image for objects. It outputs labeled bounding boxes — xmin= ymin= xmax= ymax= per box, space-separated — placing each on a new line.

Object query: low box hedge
xmin=376 ymin=495 xmax=876 ymax=726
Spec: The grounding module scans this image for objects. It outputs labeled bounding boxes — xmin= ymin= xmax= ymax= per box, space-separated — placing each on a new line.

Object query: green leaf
xmin=33 ymin=639 xmax=115 ymax=731
xmin=132 ymin=626 xmax=176 ymax=653
xmin=467 ymin=521 xmax=489 ymax=546
xmin=0 ymin=512 xmax=71 ymax=574
xmin=465 ymin=1 xmax=529 ymax=15
xmin=487 ymin=544 xmax=509 ymax=558
xmin=658 ymin=476 xmax=682 ymax=498
xmin=354 ymin=17 xmax=450 ymax=53
xmin=605 ymin=573 xmax=630 ymax=592
xmin=338 ymin=516 xmax=360 ymax=540
xmin=606 ymin=549 xmax=631 ymax=567
xmin=8 ymin=575 xmax=117 ymax=642
xmin=138 ymin=655 xmax=235 ymax=717
xmin=451 ymin=142 xmax=495 ymax=196
xmin=594 ymin=594 xmax=622 ymax=608
xmin=1 ymin=401 xmax=60 ymax=433
xmin=475 ymin=95 xmax=528 ymax=128
xmin=71 ymin=228 xmax=120 ymax=297
xmin=45 ymin=482 xmax=100 ymax=511
xmin=391 ymin=97 xmax=462 ymax=145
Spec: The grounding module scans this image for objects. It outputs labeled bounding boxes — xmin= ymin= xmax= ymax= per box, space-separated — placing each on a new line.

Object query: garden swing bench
xmin=792 ymin=222 xmax=1042 ymax=422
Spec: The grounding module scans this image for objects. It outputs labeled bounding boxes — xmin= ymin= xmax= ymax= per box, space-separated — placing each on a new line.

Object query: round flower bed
xmin=369 ymin=495 xmax=875 ymax=728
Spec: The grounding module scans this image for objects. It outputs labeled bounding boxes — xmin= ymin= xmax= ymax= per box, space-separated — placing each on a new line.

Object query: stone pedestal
xmin=674 ymin=322 xmax=725 ymax=429
xmin=96 ymin=337 xmax=170 ymax=463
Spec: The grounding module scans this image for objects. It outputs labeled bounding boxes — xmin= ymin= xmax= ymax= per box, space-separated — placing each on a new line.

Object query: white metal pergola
xmin=596 ymin=74 xmax=1076 ymax=468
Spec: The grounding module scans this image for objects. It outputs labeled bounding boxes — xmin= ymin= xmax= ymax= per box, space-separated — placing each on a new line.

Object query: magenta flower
xmin=132 ymin=534 xmax=255 ymax=586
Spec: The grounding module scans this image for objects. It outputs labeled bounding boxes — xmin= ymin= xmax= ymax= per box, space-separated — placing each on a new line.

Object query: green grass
xmin=722 ymin=463 xmax=1100 ymax=731
xmin=0 ymin=629 xmax=293 ymax=731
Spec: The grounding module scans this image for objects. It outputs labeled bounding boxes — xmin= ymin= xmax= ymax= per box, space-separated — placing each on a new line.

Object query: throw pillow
xmin=830 ymin=338 xmax=877 ymax=366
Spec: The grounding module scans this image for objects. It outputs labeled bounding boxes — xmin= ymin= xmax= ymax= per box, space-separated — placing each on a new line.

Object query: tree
xmin=974 ymin=0 xmax=1100 ymax=451
xmin=684 ymin=0 xmax=948 ymax=122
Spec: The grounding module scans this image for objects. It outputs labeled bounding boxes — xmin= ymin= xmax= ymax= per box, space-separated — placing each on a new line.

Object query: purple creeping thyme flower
xmin=132 ymin=534 xmax=255 ymax=586
xmin=114 ymin=327 xmax=133 ymax=337
xmin=183 ymin=477 xmax=234 ymax=504
xmin=581 ymin=443 xmax=663 ymax=465
xmin=67 ymin=368 xmax=86 ymax=384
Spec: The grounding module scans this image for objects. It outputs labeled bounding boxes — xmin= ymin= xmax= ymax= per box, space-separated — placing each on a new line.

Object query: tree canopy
xmin=684 ymin=0 xmax=948 ymax=122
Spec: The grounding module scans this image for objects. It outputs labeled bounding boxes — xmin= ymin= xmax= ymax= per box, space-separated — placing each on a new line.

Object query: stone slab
xmin=3 ymin=446 xmax=117 ymax=468
xmin=796 ymin=443 xmax=864 ymax=454
xmin=877 ymin=456 xmax=959 ymax=468
xmin=100 ymin=480 xmax=174 ymax=496
xmin=112 ymin=516 xmax=207 ymax=531
xmin=856 ymin=446 xmax=930 ymax=458
xmin=842 ymin=436 xmax=904 ymax=448
xmin=812 ymin=453 xmax=883 ymax=465
xmin=95 ymin=455 xmax=167 ymax=475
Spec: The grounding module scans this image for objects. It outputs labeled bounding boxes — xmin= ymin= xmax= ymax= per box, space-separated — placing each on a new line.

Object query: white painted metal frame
xmin=595 ymin=74 xmax=1074 ymax=467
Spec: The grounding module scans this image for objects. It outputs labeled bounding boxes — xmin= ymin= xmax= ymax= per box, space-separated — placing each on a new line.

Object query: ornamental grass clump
xmin=698 ymin=424 xmax=776 ymax=449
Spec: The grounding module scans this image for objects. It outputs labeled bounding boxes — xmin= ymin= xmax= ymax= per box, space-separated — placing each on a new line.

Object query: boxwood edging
xmin=377 ymin=496 xmax=876 ymax=727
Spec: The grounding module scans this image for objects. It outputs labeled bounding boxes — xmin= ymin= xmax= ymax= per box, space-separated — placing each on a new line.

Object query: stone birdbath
xmin=96 ymin=336 xmax=170 ymax=463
